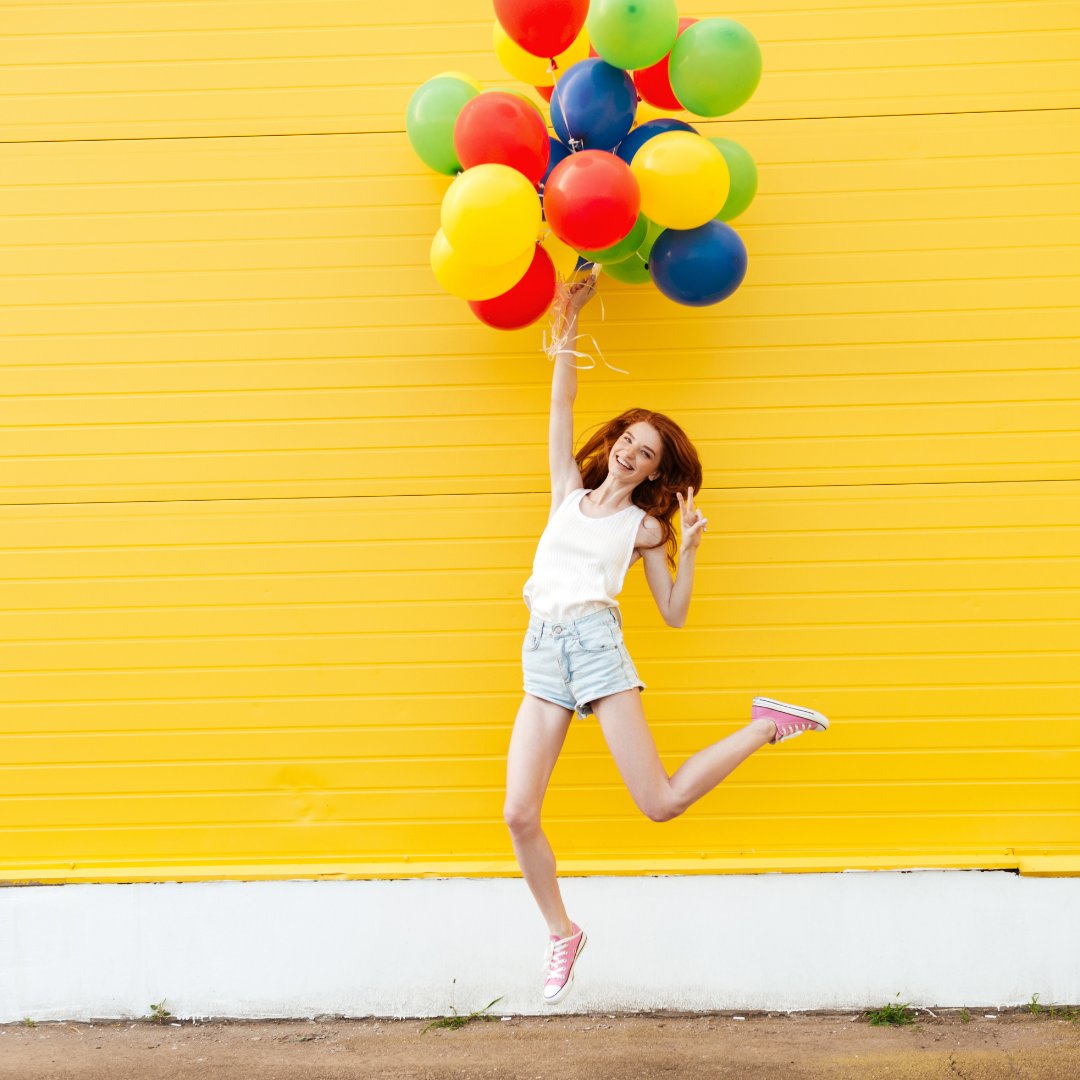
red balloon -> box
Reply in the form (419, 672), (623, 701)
(494, 0), (589, 59)
(454, 92), (550, 186)
(633, 17), (697, 111)
(469, 245), (556, 330)
(543, 151), (641, 252)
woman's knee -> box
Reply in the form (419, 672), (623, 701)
(503, 801), (543, 833)
(640, 788), (685, 823)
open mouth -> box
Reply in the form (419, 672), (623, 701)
(615, 456), (633, 473)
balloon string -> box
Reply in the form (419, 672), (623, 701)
(549, 66), (583, 152)
(542, 266), (628, 375)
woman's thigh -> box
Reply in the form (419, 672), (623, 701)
(503, 693), (574, 825)
(592, 688), (676, 823)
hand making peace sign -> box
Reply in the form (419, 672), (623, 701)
(676, 487), (707, 552)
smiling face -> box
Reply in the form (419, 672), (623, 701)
(608, 421), (663, 486)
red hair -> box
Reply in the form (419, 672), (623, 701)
(575, 408), (703, 570)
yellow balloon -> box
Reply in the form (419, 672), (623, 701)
(540, 228), (579, 280)
(430, 230), (534, 301)
(432, 70), (483, 92)
(630, 131), (730, 230)
(441, 163), (542, 266)
(493, 21), (589, 87)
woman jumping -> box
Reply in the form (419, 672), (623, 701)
(503, 275), (831, 1004)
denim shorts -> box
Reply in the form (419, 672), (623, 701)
(522, 606), (646, 720)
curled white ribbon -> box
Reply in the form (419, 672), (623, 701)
(541, 265), (628, 375)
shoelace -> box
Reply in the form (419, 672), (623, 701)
(545, 934), (576, 981)
(776, 719), (818, 742)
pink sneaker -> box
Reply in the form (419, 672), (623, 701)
(753, 696), (830, 744)
(543, 922), (587, 1004)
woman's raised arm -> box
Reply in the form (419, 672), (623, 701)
(546, 276), (596, 513)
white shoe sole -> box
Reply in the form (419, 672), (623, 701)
(543, 931), (587, 1005)
(753, 695), (830, 729)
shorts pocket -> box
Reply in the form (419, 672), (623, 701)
(523, 629), (541, 652)
(574, 624), (618, 652)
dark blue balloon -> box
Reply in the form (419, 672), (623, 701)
(550, 58), (637, 152)
(574, 256), (595, 272)
(540, 137), (572, 191)
(615, 118), (696, 166)
(649, 221), (748, 306)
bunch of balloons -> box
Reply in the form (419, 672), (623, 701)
(406, 0), (762, 331)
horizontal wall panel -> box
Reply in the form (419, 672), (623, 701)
(2, 481), (1078, 881)
(4, 787), (1079, 832)
(2, 1), (1078, 141)
(3, 109), (1079, 503)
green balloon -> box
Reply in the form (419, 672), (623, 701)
(709, 138), (758, 220)
(603, 251), (651, 285)
(405, 75), (478, 175)
(669, 19), (762, 117)
(587, 0), (679, 72)
(579, 214), (648, 263)
(638, 219), (665, 263)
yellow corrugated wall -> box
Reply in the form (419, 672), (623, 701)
(2, 1), (1078, 883)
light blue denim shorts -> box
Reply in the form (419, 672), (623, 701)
(522, 606), (646, 720)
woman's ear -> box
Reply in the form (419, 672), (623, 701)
(648, 471), (660, 482)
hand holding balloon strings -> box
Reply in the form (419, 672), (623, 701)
(543, 265), (627, 374)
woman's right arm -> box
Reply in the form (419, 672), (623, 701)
(547, 279), (595, 513)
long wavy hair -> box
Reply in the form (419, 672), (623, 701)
(575, 408), (703, 571)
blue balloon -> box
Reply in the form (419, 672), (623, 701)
(550, 58), (637, 152)
(615, 118), (696, 166)
(649, 221), (748, 306)
(541, 137), (572, 192)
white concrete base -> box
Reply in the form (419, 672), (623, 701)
(2, 872), (1078, 1022)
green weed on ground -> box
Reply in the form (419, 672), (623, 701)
(147, 1000), (174, 1024)
(422, 995), (504, 1033)
(865, 994), (917, 1027)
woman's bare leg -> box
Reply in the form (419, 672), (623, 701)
(503, 694), (576, 937)
(593, 689), (774, 821)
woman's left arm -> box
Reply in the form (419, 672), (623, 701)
(641, 488), (707, 628)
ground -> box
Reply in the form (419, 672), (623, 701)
(3, 1009), (1079, 1079)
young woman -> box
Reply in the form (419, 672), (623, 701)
(503, 276), (831, 1005)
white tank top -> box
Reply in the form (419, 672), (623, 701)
(523, 488), (648, 623)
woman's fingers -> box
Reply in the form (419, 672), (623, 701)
(677, 491), (705, 525)
(684, 517), (708, 542)
(568, 275), (597, 310)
